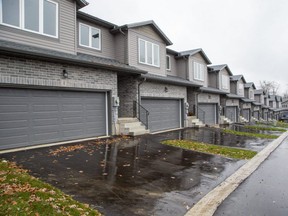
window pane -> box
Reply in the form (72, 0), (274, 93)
(24, 0), (39, 32)
(166, 56), (170, 70)
(91, 28), (100, 49)
(147, 42), (153, 64)
(2, 0), (20, 27)
(139, 40), (145, 63)
(153, 44), (159, 66)
(44, 0), (57, 36)
(80, 24), (89, 46)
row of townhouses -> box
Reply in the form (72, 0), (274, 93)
(0, 0), (284, 150)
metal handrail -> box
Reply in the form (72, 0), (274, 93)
(195, 105), (205, 124)
(133, 101), (149, 129)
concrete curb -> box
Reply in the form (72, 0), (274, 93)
(185, 131), (288, 216)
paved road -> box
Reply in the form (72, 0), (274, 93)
(214, 137), (288, 216)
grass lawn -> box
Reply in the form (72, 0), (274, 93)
(244, 125), (287, 132)
(222, 129), (279, 139)
(276, 121), (288, 128)
(0, 160), (101, 216)
(162, 140), (257, 160)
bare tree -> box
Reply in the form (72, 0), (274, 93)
(259, 80), (280, 95)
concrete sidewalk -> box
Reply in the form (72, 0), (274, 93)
(214, 135), (288, 215)
(186, 131), (288, 216)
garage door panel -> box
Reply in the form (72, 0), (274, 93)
(141, 98), (181, 132)
(0, 88), (107, 150)
(198, 104), (217, 124)
(226, 106), (237, 122)
(242, 109), (250, 121)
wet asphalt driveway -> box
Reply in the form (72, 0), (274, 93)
(0, 127), (275, 216)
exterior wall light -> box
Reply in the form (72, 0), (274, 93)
(63, 69), (68, 79)
(164, 87), (168, 92)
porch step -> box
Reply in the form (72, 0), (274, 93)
(239, 116), (249, 123)
(220, 116), (233, 124)
(118, 118), (150, 136)
(187, 116), (205, 128)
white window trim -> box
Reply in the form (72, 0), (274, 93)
(79, 22), (101, 51)
(138, 38), (160, 67)
(193, 62), (204, 81)
(166, 55), (171, 71)
(0, 0), (58, 38)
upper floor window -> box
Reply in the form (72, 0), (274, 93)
(193, 62), (204, 81)
(79, 23), (101, 50)
(138, 38), (160, 67)
(238, 83), (244, 95)
(0, 0), (58, 38)
(249, 90), (254, 99)
(221, 75), (229, 90)
(166, 55), (171, 71)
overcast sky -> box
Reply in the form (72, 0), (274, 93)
(82, 0), (288, 95)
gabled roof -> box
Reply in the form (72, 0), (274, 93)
(77, 11), (116, 28)
(76, 0), (89, 9)
(141, 74), (201, 87)
(230, 75), (246, 83)
(176, 48), (212, 64)
(0, 40), (147, 75)
(244, 82), (256, 89)
(207, 64), (233, 76)
(254, 89), (264, 95)
(111, 20), (173, 45)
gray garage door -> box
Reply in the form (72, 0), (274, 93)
(141, 98), (181, 132)
(253, 111), (260, 120)
(242, 109), (250, 121)
(226, 106), (237, 122)
(198, 103), (217, 125)
(0, 88), (108, 150)
(263, 112), (268, 120)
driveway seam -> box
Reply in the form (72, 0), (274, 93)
(185, 131), (288, 216)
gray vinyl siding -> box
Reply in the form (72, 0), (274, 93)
(237, 79), (245, 96)
(115, 33), (128, 64)
(208, 72), (218, 88)
(0, 0), (76, 54)
(230, 82), (237, 94)
(127, 26), (167, 76)
(76, 19), (116, 59)
(189, 53), (208, 87)
(219, 69), (230, 93)
(167, 53), (177, 76)
(176, 58), (188, 79)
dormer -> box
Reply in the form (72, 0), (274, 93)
(269, 95), (277, 108)
(254, 89), (265, 104)
(174, 49), (212, 87)
(111, 20), (172, 76)
(207, 64), (233, 92)
(244, 82), (256, 100)
(230, 75), (246, 97)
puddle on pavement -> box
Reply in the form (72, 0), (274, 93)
(1, 127), (276, 216)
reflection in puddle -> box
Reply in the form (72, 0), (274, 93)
(1, 127), (272, 216)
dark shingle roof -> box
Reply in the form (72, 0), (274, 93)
(0, 40), (147, 75)
(141, 74), (201, 87)
(254, 89), (264, 95)
(199, 87), (228, 95)
(111, 20), (173, 46)
(230, 75), (246, 83)
(76, 0), (89, 8)
(208, 64), (233, 76)
(77, 11), (116, 28)
(252, 102), (262, 106)
(241, 98), (255, 103)
(226, 93), (244, 99)
(176, 48), (212, 64)
(244, 82), (256, 89)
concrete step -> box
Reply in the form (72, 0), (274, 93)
(120, 121), (143, 130)
(118, 118), (139, 124)
(129, 128), (150, 136)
